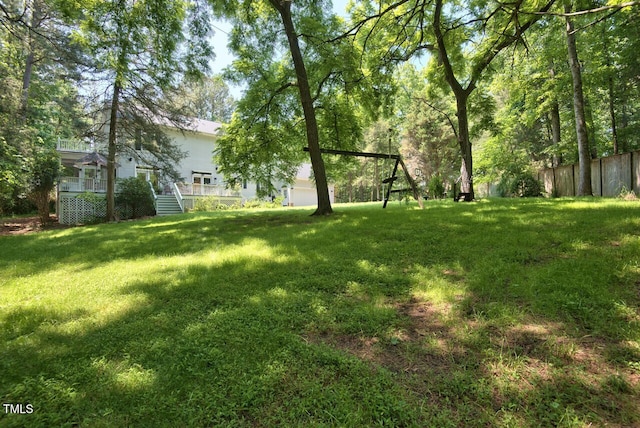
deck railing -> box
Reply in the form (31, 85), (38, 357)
(59, 177), (108, 193)
(57, 138), (107, 153)
(177, 183), (239, 197)
(172, 182), (185, 212)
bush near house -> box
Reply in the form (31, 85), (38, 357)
(115, 177), (156, 219)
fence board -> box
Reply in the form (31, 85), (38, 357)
(538, 150), (640, 197)
(634, 152), (640, 193)
(538, 169), (555, 196)
(553, 165), (574, 196)
(591, 159), (602, 196)
(601, 153), (631, 196)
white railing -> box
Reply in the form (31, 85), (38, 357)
(147, 181), (157, 199)
(172, 182), (184, 212)
(177, 183), (239, 197)
(57, 138), (107, 153)
(59, 177), (108, 193)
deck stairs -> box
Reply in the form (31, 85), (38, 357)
(156, 194), (183, 216)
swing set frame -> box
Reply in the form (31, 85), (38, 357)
(303, 147), (424, 209)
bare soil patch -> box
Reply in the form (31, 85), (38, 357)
(1, 215), (73, 236)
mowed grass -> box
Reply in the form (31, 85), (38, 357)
(1, 198), (639, 427)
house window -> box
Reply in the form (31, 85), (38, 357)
(192, 172), (213, 186)
(243, 180), (248, 189)
(136, 167), (158, 188)
(84, 168), (96, 179)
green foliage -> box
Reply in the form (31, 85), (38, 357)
(115, 177), (156, 219)
(214, 0), (366, 194)
(243, 196), (284, 209)
(0, 0), (87, 215)
(177, 74), (236, 123)
(506, 172), (543, 198)
(27, 148), (61, 225)
(193, 196), (242, 211)
(428, 175), (446, 199)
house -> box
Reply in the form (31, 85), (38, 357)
(281, 163), (335, 207)
(56, 118), (334, 224)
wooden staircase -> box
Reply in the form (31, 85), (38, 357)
(156, 194), (183, 216)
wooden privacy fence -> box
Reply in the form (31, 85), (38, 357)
(537, 150), (640, 197)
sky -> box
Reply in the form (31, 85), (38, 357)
(209, 0), (350, 99)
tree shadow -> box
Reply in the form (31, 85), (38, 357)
(1, 200), (639, 426)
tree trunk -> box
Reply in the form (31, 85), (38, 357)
(602, 27), (619, 155)
(271, 0), (332, 215)
(565, 4), (592, 196)
(20, 0), (43, 123)
(106, 82), (121, 221)
(608, 77), (619, 155)
(455, 95), (474, 198)
(433, 0), (474, 199)
(549, 102), (562, 166)
(548, 66), (562, 167)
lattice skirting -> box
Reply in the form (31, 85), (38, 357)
(59, 194), (107, 225)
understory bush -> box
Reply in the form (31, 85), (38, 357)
(499, 172), (542, 197)
(193, 196), (242, 211)
(243, 196), (285, 209)
(428, 175), (446, 199)
(510, 172), (542, 197)
(115, 177), (156, 219)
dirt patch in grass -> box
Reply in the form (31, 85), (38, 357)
(0, 215), (73, 236)
(307, 297), (640, 425)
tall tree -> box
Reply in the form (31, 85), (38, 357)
(564, 1), (592, 195)
(68, 0), (212, 220)
(214, 0), (364, 215)
(269, 0), (332, 214)
(0, 0), (84, 214)
(179, 74), (236, 123)
(351, 0), (556, 199)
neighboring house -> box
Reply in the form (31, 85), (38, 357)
(56, 118), (334, 224)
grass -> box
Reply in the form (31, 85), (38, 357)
(1, 198), (639, 427)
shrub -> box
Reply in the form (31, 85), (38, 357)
(428, 175), (446, 199)
(28, 149), (60, 225)
(193, 196), (241, 211)
(243, 196), (284, 209)
(509, 172), (542, 197)
(497, 175), (513, 197)
(115, 177), (156, 219)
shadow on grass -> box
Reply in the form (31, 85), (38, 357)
(1, 199), (639, 426)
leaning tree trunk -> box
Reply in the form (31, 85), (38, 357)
(271, 0), (332, 215)
(565, 4), (592, 196)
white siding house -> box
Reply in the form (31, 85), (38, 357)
(280, 163), (335, 207)
(56, 118), (333, 223)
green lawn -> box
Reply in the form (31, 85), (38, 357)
(1, 198), (639, 427)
